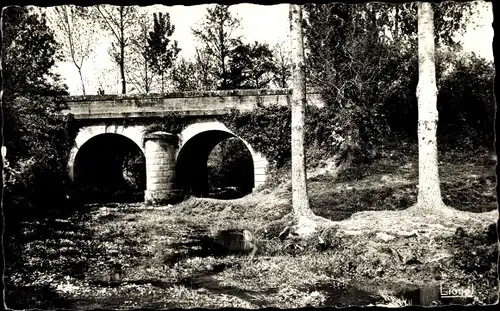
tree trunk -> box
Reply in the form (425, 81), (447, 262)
(161, 67), (165, 93)
(395, 6), (399, 42)
(120, 44), (126, 94)
(144, 27), (149, 94)
(77, 67), (86, 95)
(145, 60), (149, 93)
(289, 4), (317, 236)
(415, 2), (446, 211)
(220, 25), (226, 89)
(120, 7), (126, 94)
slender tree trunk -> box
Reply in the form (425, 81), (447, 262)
(219, 22), (227, 89)
(161, 62), (165, 93)
(145, 58), (149, 93)
(290, 4), (317, 235)
(143, 26), (149, 94)
(395, 6), (399, 42)
(77, 67), (86, 95)
(120, 7), (126, 94)
(120, 43), (126, 94)
(415, 2), (446, 211)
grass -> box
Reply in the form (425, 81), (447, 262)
(4, 148), (498, 309)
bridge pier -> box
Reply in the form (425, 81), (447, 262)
(144, 131), (179, 205)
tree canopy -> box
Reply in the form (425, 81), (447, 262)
(302, 2), (484, 167)
(227, 41), (276, 89)
(192, 4), (242, 90)
(2, 6), (73, 201)
(146, 12), (180, 93)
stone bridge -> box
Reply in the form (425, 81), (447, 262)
(61, 88), (323, 204)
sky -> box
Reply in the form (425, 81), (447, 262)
(47, 2), (493, 95)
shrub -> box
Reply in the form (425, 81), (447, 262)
(223, 105), (292, 169)
(207, 137), (253, 191)
(142, 112), (189, 135)
(437, 53), (495, 150)
(4, 96), (76, 205)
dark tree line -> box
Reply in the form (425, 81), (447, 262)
(302, 1), (494, 170)
(2, 7), (75, 218)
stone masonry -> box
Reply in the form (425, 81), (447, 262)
(62, 88), (324, 204)
(144, 131), (179, 205)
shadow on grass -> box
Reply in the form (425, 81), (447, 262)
(164, 228), (254, 266)
(4, 196), (114, 309)
(310, 184), (417, 221)
(307, 282), (381, 307)
(309, 167), (496, 221)
(180, 270), (277, 308)
(5, 284), (74, 310)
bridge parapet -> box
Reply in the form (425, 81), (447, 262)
(61, 88), (324, 120)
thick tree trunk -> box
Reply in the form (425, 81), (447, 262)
(289, 4), (317, 236)
(416, 2), (446, 211)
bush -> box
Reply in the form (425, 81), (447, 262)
(437, 53), (495, 150)
(223, 105), (292, 169)
(4, 96), (76, 207)
(142, 112), (189, 135)
(207, 137), (253, 191)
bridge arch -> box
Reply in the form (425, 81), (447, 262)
(177, 121), (268, 195)
(68, 124), (146, 182)
(68, 125), (146, 202)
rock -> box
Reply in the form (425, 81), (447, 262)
(380, 175), (392, 182)
(209, 229), (258, 260)
(376, 232), (396, 242)
(405, 256), (423, 265)
(278, 226), (291, 240)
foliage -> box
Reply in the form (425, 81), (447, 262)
(170, 57), (199, 91)
(146, 12), (180, 93)
(192, 4), (242, 90)
(1, 6), (67, 97)
(227, 41), (276, 89)
(390, 2), (475, 51)
(304, 4), (404, 164)
(449, 224), (498, 275)
(223, 105), (291, 169)
(2, 7), (75, 209)
(48, 5), (97, 95)
(196, 48), (218, 91)
(122, 151), (146, 191)
(436, 52), (495, 150)
(4, 97), (75, 199)
(93, 5), (140, 94)
(303, 2), (478, 167)
(271, 41), (292, 88)
(126, 12), (157, 94)
(223, 104), (355, 170)
(142, 112), (190, 135)
(170, 50), (218, 92)
(207, 138), (253, 191)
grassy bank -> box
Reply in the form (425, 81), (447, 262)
(4, 150), (498, 309)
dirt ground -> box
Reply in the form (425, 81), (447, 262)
(4, 151), (498, 309)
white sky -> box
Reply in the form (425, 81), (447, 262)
(49, 2), (493, 95)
